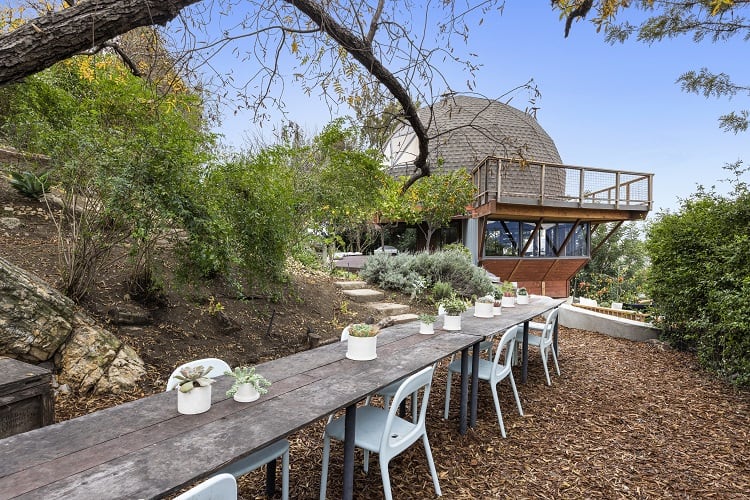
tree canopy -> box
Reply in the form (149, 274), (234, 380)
(553, 0), (750, 133)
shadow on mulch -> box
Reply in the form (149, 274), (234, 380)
(236, 327), (749, 499)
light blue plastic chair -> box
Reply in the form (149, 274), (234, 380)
(319, 364), (442, 500)
(167, 358), (289, 500)
(515, 307), (561, 385)
(174, 473), (237, 500)
(444, 327), (524, 437)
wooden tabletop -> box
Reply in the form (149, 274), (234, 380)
(0, 325), (480, 500)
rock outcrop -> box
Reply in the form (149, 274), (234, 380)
(0, 256), (145, 394)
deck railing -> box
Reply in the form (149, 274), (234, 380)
(471, 156), (653, 211)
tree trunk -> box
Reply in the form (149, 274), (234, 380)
(0, 0), (200, 86)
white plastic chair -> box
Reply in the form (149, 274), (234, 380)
(515, 307), (560, 385)
(319, 365), (442, 500)
(443, 327), (523, 437)
(166, 358), (289, 500)
(174, 473), (237, 500)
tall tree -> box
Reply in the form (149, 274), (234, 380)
(552, 0), (750, 133)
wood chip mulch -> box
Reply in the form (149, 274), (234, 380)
(238, 326), (750, 499)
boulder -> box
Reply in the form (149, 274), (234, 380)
(0, 256), (145, 394)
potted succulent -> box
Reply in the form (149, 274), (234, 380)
(516, 287), (529, 304)
(173, 365), (215, 415)
(346, 323), (380, 360)
(225, 365), (271, 402)
(441, 296), (467, 331)
(500, 281), (516, 308)
(418, 313), (437, 335)
(492, 287), (503, 315)
(474, 295), (495, 318)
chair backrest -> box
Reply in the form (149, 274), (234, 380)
(540, 307), (560, 342)
(382, 364), (435, 452)
(165, 358), (231, 391)
(174, 473), (237, 500)
(491, 326), (520, 378)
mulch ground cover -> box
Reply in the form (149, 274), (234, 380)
(232, 326), (749, 499)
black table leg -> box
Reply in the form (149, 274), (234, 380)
(459, 347), (469, 435)
(470, 342), (480, 428)
(522, 321), (530, 383)
(343, 404), (356, 500)
(265, 458), (276, 498)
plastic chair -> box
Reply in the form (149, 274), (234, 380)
(319, 365), (442, 500)
(515, 307), (560, 385)
(443, 327), (523, 437)
(174, 473), (237, 500)
(167, 358), (290, 500)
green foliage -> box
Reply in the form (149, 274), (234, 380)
(646, 163), (750, 386)
(0, 55), (213, 301)
(8, 170), (50, 199)
(348, 323), (380, 337)
(572, 222), (649, 305)
(440, 295), (468, 315)
(359, 249), (493, 299)
(224, 366), (271, 397)
(431, 281), (454, 301)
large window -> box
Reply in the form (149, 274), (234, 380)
(484, 220), (589, 257)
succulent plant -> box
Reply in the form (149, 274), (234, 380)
(441, 295), (468, 315)
(348, 323), (380, 338)
(418, 313), (437, 324)
(476, 295), (494, 304)
(174, 365), (215, 393)
(224, 365), (271, 397)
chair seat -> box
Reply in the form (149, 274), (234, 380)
(528, 321), (546, 330)
(324, 405), (415, 453)
(219, 438), (290, 478)
(516, 331), (547, 347)
(447, 356), (511, 382)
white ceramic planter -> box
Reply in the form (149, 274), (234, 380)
(501, 296), (515, 308)
(443, 314), (462, 331)
(437, 304), (446, 316)
(177, 385), (212, 415)
(516, 294), (529, 305)
(493, 305), (502, 316)
(346, 335), (377, 360)
(474, 302), (494, 318)
(419, 322), (435, 335)
(233, 383), (260, 403)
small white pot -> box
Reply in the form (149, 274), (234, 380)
(493, 305), (502, 316)
(177, 385), (212, 415)
(474, 302), (494, 318)
(501, 296), (515, 308)
(419, 321), (435, 335)
(233, 383), (260, 403)
(437, 304), (446, 316)
(443, 314), (462, 331)
(516, 294), (529, 305)
(346, 335), (377, 360)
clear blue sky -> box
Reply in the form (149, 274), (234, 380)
(209, 2), (750, 216)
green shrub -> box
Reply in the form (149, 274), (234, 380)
(646, 164), (750, 386)
(359, 250), (493, 299)
(431, 281), (454, 301)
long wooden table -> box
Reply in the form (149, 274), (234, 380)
(0, 324), (481, 500)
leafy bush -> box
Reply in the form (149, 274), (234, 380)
(359, 250), (493, 299)
(646, 164), (750, 386)
(431, 281), (454, 301)
(9, 170), (50, 199)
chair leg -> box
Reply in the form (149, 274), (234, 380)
(379, 456), (393, 500)
(422, 434), (442, 496)
(490, 383), (506, 438)
(443, 369), (453, 419)
(540, 347), (552, 386)
(319, 434), (330, 500)
(508, 372), (524, 416)
(281, 449), (289, 500)
(551, 345), (561, 375)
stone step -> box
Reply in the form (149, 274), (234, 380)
(342, 288), (384, 303)
(334, 280), (367, 290)
(368, 302), (410, 316)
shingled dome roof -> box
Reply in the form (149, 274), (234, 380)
(384, 95), (562, 177)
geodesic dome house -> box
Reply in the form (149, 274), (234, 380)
(382, 95), (653, 297)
